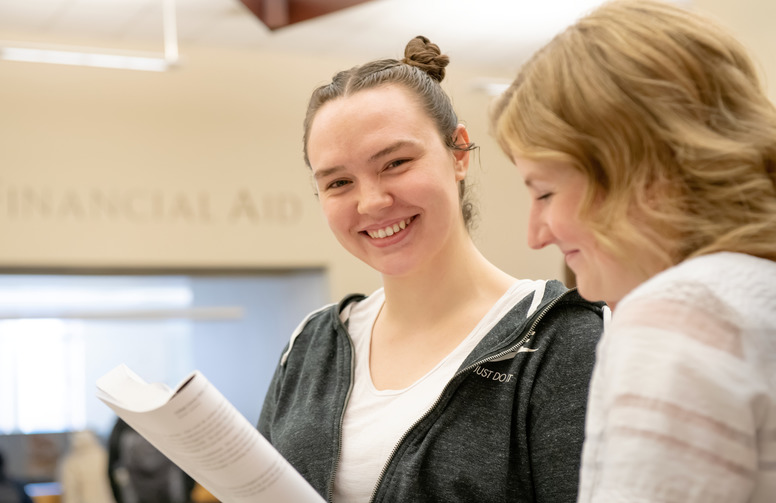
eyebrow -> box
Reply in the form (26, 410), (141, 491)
(368, 140), (415, 163)
(312, 165), (343, 181)
(312, 140), (418, 180)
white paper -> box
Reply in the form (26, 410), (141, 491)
(96, 364), (324, 503)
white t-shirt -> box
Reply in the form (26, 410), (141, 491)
(332, 279), (546, 503)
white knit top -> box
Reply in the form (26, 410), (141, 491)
(578, 252), (776, 502)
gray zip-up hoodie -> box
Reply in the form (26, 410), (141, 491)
(258, 281), (605, 502)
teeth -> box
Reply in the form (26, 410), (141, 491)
(367, 218), (411, 239)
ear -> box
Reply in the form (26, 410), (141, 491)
(452, 124), (471, 181)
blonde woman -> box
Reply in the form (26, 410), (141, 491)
(492, 1), (776, 502)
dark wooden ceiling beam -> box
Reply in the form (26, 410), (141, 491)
(239, 0), (373, 30)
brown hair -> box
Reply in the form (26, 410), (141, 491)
(303, 36), (478, 228)
(492, 0), (776, 272)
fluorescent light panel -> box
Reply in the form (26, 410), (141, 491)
(0, 0), (177, 72)
(0, 46), (170, 72)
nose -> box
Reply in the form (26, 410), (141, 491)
(526, 204), (552, 250)
(357, 179), (393, 214)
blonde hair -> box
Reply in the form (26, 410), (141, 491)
(492, 0), (776, 272)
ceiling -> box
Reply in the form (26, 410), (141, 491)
(0, 0), (687, 71)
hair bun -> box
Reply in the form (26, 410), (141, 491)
(402, 35), (450, 83)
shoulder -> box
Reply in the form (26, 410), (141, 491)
(501, 279), (607, 325)
(626, 251), (776, 301)
(279, 292), (370, 365)
(520, 284), (604, 408)
(616, 252), (776, 337)
(537, 281), (607, 339)
(522, 282), (606, 371)
(598, 254), (776, 396)
(538, 279), (607, 313)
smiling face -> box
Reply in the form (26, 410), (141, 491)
(307, 84), (470, 277)
(514, 156), (649, 306)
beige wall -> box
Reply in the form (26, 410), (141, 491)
(693, 0), (776, 99)
(0, 40), (562, 301)
(1, 0), (773, 302)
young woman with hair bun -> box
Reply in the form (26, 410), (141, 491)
(258, 35), (606, 502)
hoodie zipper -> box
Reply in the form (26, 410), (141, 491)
(365, 288), (574, 503)
(327, 319), (357, 503)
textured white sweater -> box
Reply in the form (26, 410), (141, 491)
(578, 252), (776, 503)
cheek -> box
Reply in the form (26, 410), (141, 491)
(320, 198), (346, 231)
(553, 198), (588, 240)
(542, 206), (570, 240)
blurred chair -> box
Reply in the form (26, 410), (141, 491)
(0, 448), (33, 503)
(108, 419), (194, 503)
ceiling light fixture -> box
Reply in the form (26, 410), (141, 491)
(0, 0), (178, 72)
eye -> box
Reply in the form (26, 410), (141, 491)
(325, 179), (351, 190)
(385, 158), (409, 170)
(536, 192), (554, 202)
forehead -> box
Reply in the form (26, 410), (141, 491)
(307, 85), (440, 166)
(309, 85), (434, 141)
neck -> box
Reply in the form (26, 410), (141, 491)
(379, 237), (516, 331)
